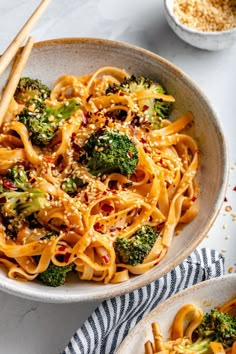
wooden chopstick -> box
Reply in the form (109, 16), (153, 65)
(0, 37), (34, 128)
(0, 0), (51, 77)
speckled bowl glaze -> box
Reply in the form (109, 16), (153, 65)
(164, 0), (236, 51)
(0, 38), (228, 303)
(117, 274), (236, 353)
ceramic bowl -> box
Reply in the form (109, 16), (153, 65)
(164, 0), (236, 50)
(117, 274), (236, 353)
(0, 38), (228, 302)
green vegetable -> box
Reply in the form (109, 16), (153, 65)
(61, 177), (87, 195)
(7, 165), (29, 191)
(106, 75), (173, 129)
(82, 129), (138, 176)
(114, 225), (159, 265)
(195, 309), (236, 349)
(175, 338), (212, 354)
(17, 98), (80, 147)
(14, 77), (51, 104)
(41, 231), (59, 240)
(0, 189), (49, 218)
(38, 262), (74, 287)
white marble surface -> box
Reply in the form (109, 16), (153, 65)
(0, 1), (235, 353)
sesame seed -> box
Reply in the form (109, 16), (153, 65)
(173, 0), (236, 32)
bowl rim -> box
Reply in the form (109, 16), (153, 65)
(164, 0), (236, 36)
(0, 37), (230, 302)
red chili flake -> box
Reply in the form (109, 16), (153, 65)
(101, 204), (114, 213)
(71, 132), (76, 138)
(82, 112), (89, 126)
(127, 151), (133, 158)
(84, 192), (88, 203)
(22, 220), (29, 227)
(58, 245), (66, 252)
(64, 252), (71, 263)
(143, 105), (149, 111)
(224, 197), (228, 202)
(43, 156), (54, 163)
(116, 227), (122, 231)
(102, 255), (110, 264)
(30, 177), (36, 184)
(140, 137), (146, 144)
(119, 92), (125, 96)
(192, 196), (197, 202)
(3, 180), (17, 190)
(16, 99), (24, 104)
(233, 186), (236, 192)
(110, 226), (116, 232)
(72, 142), (82, 152)
(94, 222), (102, 232)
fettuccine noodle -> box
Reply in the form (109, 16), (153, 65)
(0, 66), (199, 285)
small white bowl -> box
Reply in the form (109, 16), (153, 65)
(164, 0), (236, 50)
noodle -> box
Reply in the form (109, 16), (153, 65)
(0, 66), (199, 285)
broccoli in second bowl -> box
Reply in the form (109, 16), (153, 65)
(82, 129), (139, 177)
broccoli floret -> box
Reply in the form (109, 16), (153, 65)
(41, 231), (59, 240)
(14, 77), (51, 104)
(6, 166), (29, 191)
(82, 129), (138, 176)
(114, 225), (159, 265)
(17, 99), (80, 147)
(37, 262), (74, 287)
(195, 309), (236, 348)
(0, 166), (29, 192)
(0, 189), (49, 218)
(0, 214), (23, 239)
(173, 309), (236, 353)
(106, 75), (173, 129)
(61, 177), (87, 195)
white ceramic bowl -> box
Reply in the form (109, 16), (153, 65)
(117, 273), (236, 353)
(0, 38), (228, 302)
(164, 0), (236, 50)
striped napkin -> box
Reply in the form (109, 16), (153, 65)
(63, 248), (224, 354)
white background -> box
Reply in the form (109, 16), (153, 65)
(0, 1), (235, 353)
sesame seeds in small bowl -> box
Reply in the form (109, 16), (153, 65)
(164, 0), (236, 50)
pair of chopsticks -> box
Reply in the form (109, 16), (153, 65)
(0, 0), (51, 127)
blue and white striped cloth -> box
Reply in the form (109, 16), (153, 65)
(63, 248), (224, 354)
